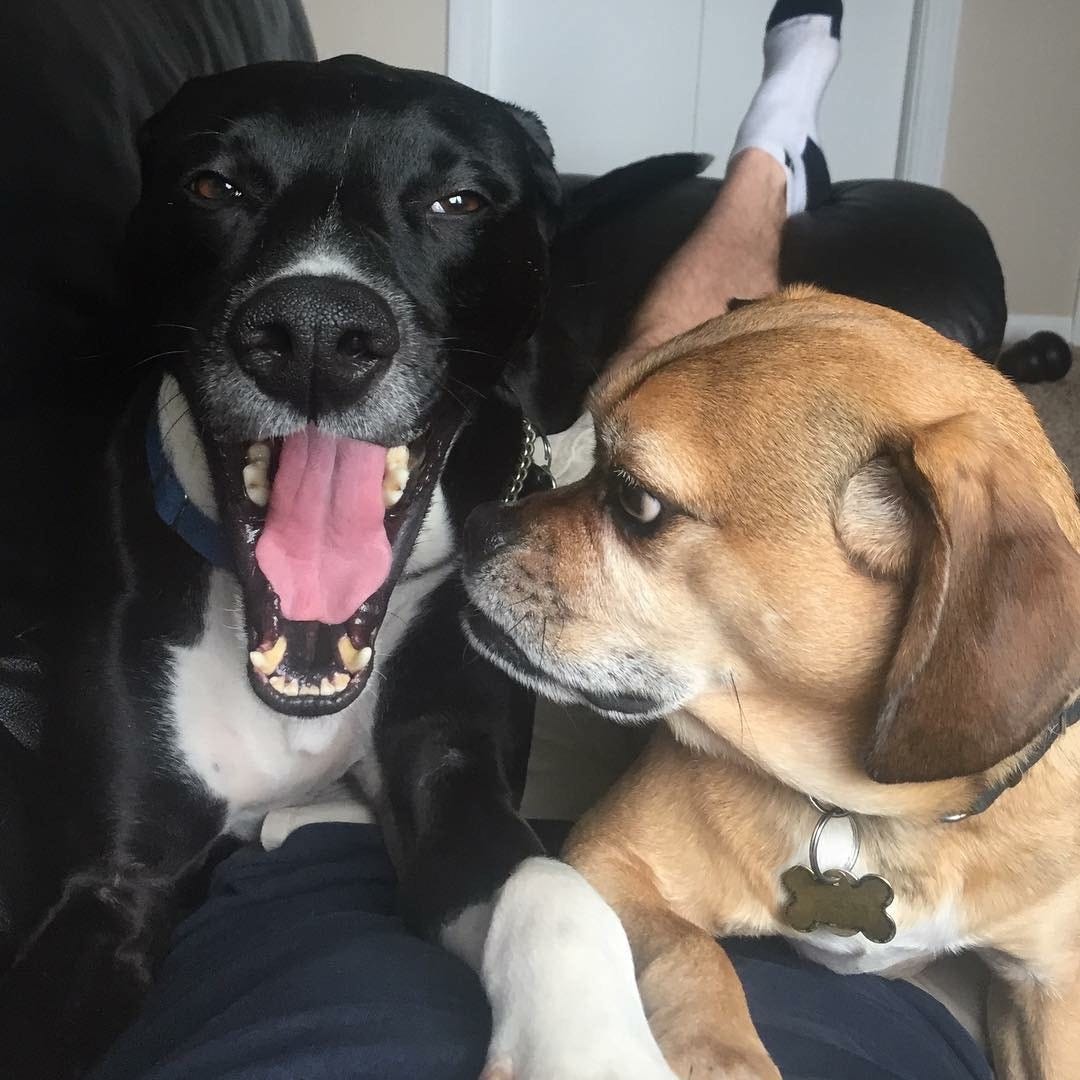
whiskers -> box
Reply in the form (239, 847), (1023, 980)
(729, 671), (754, 752)
(151, 322), (198, 334)
(223, 596), (247, 637)
(126, 348), (188, 376)
(155, 386), (187, 418)
(158, 402), (194, 446)
(432, 375), (474, 410)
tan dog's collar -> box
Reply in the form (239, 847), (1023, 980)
(781, 696), (1080, 944)
(940, 692), (1080, 822)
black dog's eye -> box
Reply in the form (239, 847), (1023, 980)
(611, 473), (665, 530)
(186, 171), (244, 204)
(429, 191), (486, 215)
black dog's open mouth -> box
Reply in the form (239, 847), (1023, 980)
(204, 402), (463, 717)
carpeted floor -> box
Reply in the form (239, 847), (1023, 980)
(1021, 350), (1080, 482)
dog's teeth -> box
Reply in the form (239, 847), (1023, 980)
(386, 445), (409, 469)
(337, 635), (360, 671)
(266, 635), (287, 670)
(299, 683), (320, 696)
(243, 462), (271, 507)
(381, 463), (409, 509)
(247, 441), (272, 465)
(320, 677), (337, 696)
(282, 678), (300, 697)
(331, 671), (351, 691)
(249, 635), (287, 676)
(337, 636), (372, 674)
(269, 675), (287, 693)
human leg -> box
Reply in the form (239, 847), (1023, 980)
(90, 825), (491, 1080)
(620, 1), (842, 364)
(93, 823), (991, 1080)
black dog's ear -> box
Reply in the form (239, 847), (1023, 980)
(135, 110), (171, 190)
(500, 100), (561, 218)
(503, 153), (714, 435)
(499, 318), (598, 437)
(501, 101), (555, 163)
(133, 74), (219, 187)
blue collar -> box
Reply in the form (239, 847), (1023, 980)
(145, 413), (233, 569)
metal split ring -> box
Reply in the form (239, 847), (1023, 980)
(808, 804), (861, 880)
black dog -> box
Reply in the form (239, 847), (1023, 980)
(0, 50), (717, 1075)
(0, 55), (583, 1077)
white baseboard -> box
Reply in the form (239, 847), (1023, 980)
(1003, 314), (1076, 348)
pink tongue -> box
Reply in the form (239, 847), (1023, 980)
(255, 427), (391, 625)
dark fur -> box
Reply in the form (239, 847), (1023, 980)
(0, 55), (714, 1077)
(0, 56), (559, 1076)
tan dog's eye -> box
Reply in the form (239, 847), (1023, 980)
(613, 474), (663, 527)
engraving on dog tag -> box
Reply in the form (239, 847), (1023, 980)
(781, 865), (896, 944)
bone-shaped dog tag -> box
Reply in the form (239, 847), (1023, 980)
(781, 865), (896, 944)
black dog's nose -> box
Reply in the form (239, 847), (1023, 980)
(463, 501), (522, 567)
(230, 275), (399, 411)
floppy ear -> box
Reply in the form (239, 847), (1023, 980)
(498, 320), (596, 436)
(501, 101), (555, 163)
(501, 153), (713, 435)
(862, 413), (1080, 783)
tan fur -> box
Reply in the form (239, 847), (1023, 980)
(478, 289), (1080, 1077)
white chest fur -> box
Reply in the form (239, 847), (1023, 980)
(167, 488), (454, 837)
(784, 895), (972, 977)
(774, 818), (973, 976)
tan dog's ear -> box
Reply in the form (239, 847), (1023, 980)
(836, 456), (918, 580)
(863, 414), (1080, 783)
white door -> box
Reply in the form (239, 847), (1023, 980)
(448, 0), (958, 184)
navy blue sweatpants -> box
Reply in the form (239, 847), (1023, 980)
(92, 823), (992, 1080)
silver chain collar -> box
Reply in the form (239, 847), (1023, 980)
(502, 417), (554, 503)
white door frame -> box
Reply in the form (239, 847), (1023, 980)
(894, 0), (963, 185)
(1072, 270), (1080, 346)
(446, 0), (963, 186)
(446, 0), (494, 93)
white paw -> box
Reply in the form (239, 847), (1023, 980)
(479, 857), (677, 1080)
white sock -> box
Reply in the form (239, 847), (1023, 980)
(730, 1), (842, 215)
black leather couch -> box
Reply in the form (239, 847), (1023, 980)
(0, 0), (1009, 947)
(0, 0), (317, 951)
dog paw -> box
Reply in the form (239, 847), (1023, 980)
(480, 858), (678, 1080)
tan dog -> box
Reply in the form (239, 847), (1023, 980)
(463, 287), (1080, 1079)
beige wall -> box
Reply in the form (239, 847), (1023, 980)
(303, 0), (447, 73)
(942, 0), (1080, 319)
